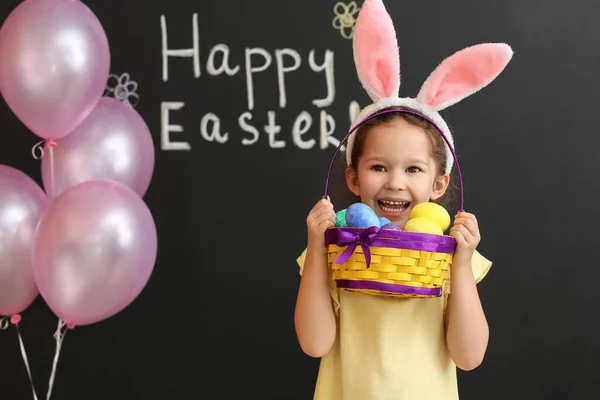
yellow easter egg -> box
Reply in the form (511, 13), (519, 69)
(409, 202), (451, 232)
(404, 217), (443, 235)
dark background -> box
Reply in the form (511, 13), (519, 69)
(0, 0), (598, 399)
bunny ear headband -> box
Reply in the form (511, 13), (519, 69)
(347, 0), (514, 174)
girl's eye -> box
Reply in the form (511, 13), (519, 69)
(371, 164), (386, 172)
(407, 166), (421, 173)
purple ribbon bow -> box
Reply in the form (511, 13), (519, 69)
(332, 226), (380, 268)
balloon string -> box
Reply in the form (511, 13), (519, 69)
(31, 139), (57, 197)
(31, 140), (45, 160)
(0, 315), (40, 400)
(16, 324), (40, 400)
(0, 316), (8, 330)
(31, 139), (58, 160)
(46, 319), (69, 400)
(49, 146), (55, 198)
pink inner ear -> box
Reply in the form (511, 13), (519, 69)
(353, 0), (400, 100)
(375, 59), (395, 96)
(419, 43), (513, 110)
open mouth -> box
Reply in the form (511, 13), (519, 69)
(377, 200), (410, 213)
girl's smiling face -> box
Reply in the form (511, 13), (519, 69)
(346, 119), (449, 228)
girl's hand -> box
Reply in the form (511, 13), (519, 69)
(449, 211), (481, 268)
(306, 197), (336, 248)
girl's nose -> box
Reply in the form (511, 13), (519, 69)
(384, 171), (407, 191)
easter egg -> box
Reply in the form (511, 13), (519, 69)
(345, 203), (379, 228)
(381, 223), (402, 231)
(404, 217), (443, 235)
(378, 217), (391, 227)
(335, 209), (348, 227)
(409, 202), (451, 232)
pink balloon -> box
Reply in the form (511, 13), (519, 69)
(0, 0), (110, 140)
(32, 180), (157, 326)
(0, 166), (47, 316)
(41, 97), (155, 199)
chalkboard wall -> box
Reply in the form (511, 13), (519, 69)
(0, 0), (598, 399)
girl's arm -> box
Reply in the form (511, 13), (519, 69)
(294, 199), (337, 358)
(445, 263), (489, 370)
(445, 212), (489, 371)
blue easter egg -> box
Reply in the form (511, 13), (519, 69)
(335, 209), (348, 227)
(345, 203), (380, 228)
(378, 217), (391, 227)
(381, 223), (402, 231)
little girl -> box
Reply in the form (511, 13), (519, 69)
(294, 1), (513, 399)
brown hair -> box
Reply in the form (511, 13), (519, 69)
(348, 106), (458, 210)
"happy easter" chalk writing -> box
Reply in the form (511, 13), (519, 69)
(159, 13), (359, 151)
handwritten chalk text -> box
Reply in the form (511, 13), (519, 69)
(160, 13), (358, 151)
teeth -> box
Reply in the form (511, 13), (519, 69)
(381, 200), (408, 206)
(379, 200), (409, 213)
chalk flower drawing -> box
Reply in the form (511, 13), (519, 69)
(105, 73), (140, 107)
(332, 1), (360, 39)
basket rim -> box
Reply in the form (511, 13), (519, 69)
(326, 226), (455, 244)
(325, 226), (456, 255)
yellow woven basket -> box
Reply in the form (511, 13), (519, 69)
(325, 229), (454, 298)
(322, 109), (463, 298)
(328, 247), (451, 298)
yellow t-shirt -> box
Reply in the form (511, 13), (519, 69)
(296, 249), (492, 400)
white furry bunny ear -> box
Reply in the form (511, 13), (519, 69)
(352, 0), (400, 102)
(416, 43), (513, 111)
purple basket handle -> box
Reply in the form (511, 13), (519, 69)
(323, 109), (465, 212)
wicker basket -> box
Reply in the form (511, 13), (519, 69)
(322, 109), (464, 298)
